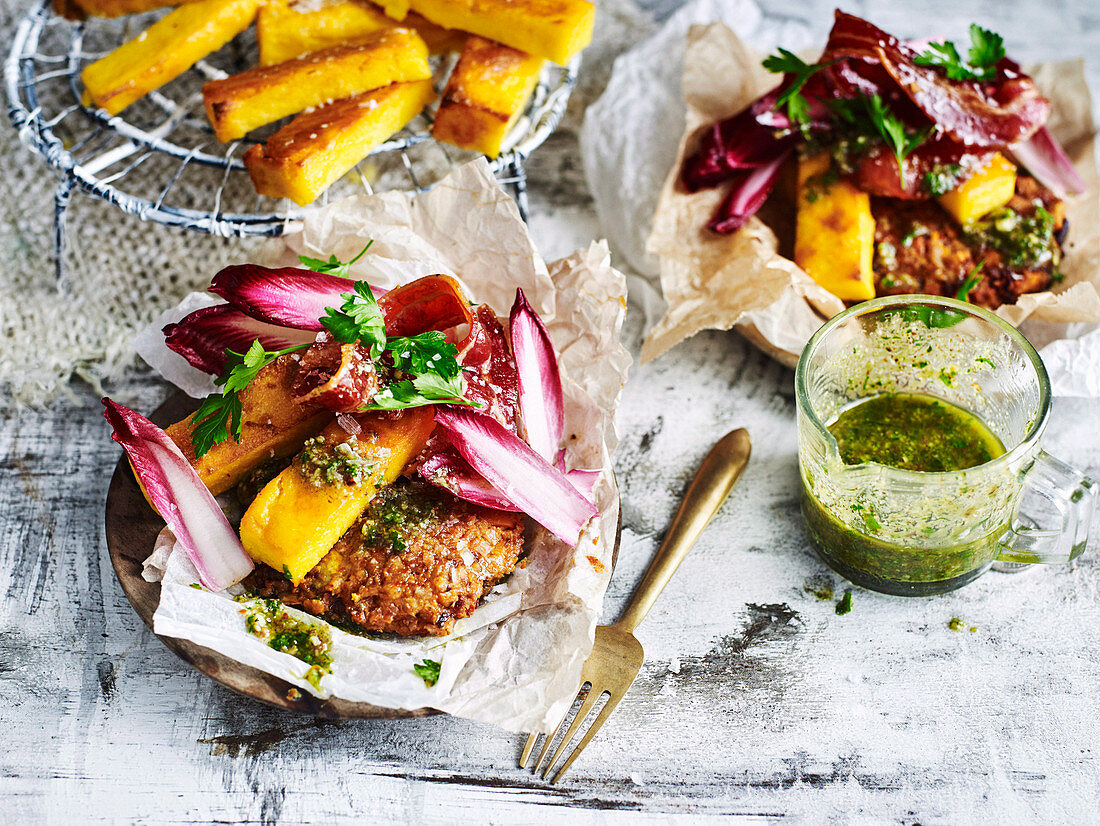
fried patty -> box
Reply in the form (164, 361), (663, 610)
(246, 479), (524, 637)
(871, 176), (1066, 310)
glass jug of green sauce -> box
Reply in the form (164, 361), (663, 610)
(795, 295), (1095, 596)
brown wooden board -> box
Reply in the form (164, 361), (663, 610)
(104, 390), (619, 719)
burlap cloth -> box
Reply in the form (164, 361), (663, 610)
(0, 0), (265, 405)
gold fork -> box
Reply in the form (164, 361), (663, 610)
(519, 427), (752, 783)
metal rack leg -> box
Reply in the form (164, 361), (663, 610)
(54, 178), (73, 288)
(510, 159), (530, 223)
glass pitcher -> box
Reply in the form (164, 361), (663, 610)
(795, 295), (1095, 596)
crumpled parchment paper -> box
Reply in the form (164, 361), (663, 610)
(134, 159), (632, 732)
(581, 0), (1100, 389)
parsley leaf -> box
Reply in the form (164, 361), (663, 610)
(189, 392), (242, 460)
(830, 93), (931, 186)
(914, 24), (1005, 82)
(761, 48), (835, 126)
(363, 376), (477, 411)
(864, 92), (932, 186)
(955, 260), (986, 301)
(189, 340), (311, 458)
(413, 658), (441, 687)
(297, 241), (373, 279)
(412, 371), (467, 401)
(386, 332), (460, 378)
(363, 330), (478, 411)
(320, 281), (387, 357)
(967, 24), (1005, 72)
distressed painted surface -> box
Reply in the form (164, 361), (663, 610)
(4, 0), (1100, 822)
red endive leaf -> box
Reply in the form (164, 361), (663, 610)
(417, 449), (520, 512)
(103, 399), (254, 591)
(209, 264), (384, 331)
(163, 304), (316, 374)
(509, 288), (563, 462)
(434, 408), (597, 546)
(1010, 125), (1086, 198)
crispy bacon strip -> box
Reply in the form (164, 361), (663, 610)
(378, 274), (473, 342)
(852, 134), (995, 199)
(291, 332), (379, 412)
(822, 11), (1049, 148)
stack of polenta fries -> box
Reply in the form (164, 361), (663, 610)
(72, 0), (594, 204)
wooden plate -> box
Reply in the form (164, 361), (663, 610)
(105, 391), (620, 718)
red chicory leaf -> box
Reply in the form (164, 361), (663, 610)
(163, 304), (316, 374)
(708, 148), (793, 234)
(434, 408), (598, 546)
(103, 399), (254, 591)
(1009, 125), (1086, 198)
(210, 264), (385, 331)
(509, 288), (564, 461)
(417, 449), (520, 512)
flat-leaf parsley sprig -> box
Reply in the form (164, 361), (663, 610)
(317, 279), (479, 411)
(190, 339), (311, 458)
(828, 93), (933, 185)
(914, 24), (1005, 82)
(297, 240), (373, 279)
(761, 48), (837, 127)
(320, 280), (387, 358)
(365, 331), (477, 411)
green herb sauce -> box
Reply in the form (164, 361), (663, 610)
(828, 393), (1005, 472)
(923, 163), (963, 196)
(963, 204), (1058, 269)
(242, 597), (333, 689)
(297, 435), (374, 487)
(802, 487), (1009, 593)
(359, 481), (444, 555)
(802, 393), (1010, 594)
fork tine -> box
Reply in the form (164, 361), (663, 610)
(530, 721), (559, 775)
(530, 683), (590, 774)
(549, 689), (628, 784)
(530, 695), (576, 778)
(519, 732), (540, 768)
(540, 686), (604, 779)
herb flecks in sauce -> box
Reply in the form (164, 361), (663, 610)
(964, 205), (1058, 269)
(359, 483), (445, 555)
(297, 435), (374, 487)
(242, 597), (333, 689)
(802, 392), (1013, 591)
(835, 590), (853, 615)
(828, 393), (1005, 472)
(924, 163), (964, 196)
(948, 617), (979, 633)
(414, 658), (441, 687)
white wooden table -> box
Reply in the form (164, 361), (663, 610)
(4, 0), (1100, 822)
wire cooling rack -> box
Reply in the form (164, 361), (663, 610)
(5, 0), (578, 279)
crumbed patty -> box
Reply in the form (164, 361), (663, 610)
(871, 175), (1066, 310)
(246, 479), (524, 637)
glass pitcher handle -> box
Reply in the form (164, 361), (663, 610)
(996, 451), (1096, 567)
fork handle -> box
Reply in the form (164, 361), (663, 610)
(614, 428), (751, 635)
